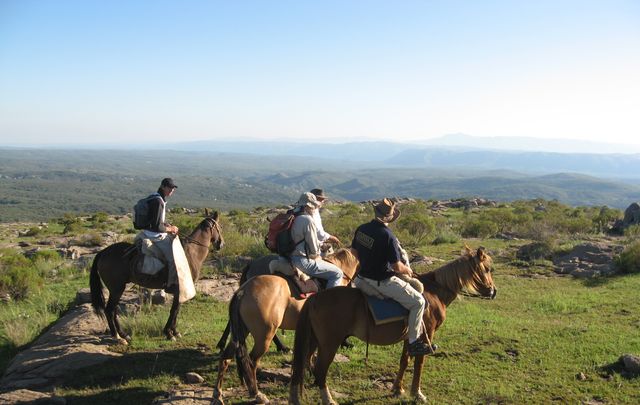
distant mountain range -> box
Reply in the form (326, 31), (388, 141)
(158, 136), (640, 179)
(1, 147), (639, 221)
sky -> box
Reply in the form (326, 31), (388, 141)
(0, 0), (639, 147)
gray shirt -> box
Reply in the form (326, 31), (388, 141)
(290, 213), (321, 258)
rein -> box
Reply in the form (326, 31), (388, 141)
(179, 218), (221, 248)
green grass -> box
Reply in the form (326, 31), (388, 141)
(41, 267), (640, 404)
(1, 201), (638, 404)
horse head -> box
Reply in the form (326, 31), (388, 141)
(202, 209), (224, 251)
(466, 246), (496, 299)
(324, 247), (360, 283)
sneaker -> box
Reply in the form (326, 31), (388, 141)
(407, 340), (433, 356)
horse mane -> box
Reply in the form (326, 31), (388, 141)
(419, 247), (492, 295)
(325, 248), (359, 276)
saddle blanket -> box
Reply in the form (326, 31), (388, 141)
(367, 295), (408, 325)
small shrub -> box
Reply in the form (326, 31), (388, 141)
(432, 231), (460, 245)
(79, 233), (104, 247)
(461, 219), (499, 238)
(63, 222), (83, 235)
(24, 227), (41, 237)
(90, 212), (109, 223)
(0, 264), (43, 300)
(614, 241), (640, 274)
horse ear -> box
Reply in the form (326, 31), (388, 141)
(204, 208), (211, 217)
(477, 247), (486, 261)
(212, 211), (219, 221)
(464, 244), (472, 255)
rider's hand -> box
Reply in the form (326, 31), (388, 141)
(169, 225), (179, 235)
(329, 235), (341, 245)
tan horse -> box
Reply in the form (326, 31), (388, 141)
(214, 248), (359, 404)
(90, 211), (224, 343)
(289, 246), (497, 405)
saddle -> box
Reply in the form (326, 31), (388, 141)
(124, 241), (168, 282)
(268, 257), (324, 299)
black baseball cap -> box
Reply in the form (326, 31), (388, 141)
(161, 178), (178, 188)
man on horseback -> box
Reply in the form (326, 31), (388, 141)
(290, 192), (344, 288)
(137, 177), (181, 294)
(351, 198), (432, 356)
(309, 188), (341, 256)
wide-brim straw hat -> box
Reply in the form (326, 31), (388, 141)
(374, 198), (401, 223)
(297, 192), (321, 209)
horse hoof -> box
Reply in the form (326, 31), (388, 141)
(173, 331), (182, 339)
(116, 337), (129, 346)
(255, 391), (270, 404)
(392, 387), (405, 397)
(413, 391), (427, 403)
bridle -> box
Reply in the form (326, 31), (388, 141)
(179, 217), (222, 248)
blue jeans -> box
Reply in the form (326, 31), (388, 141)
(290, 255), (344, 288)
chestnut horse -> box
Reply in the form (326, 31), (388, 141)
(215, 254), (290, 354)
(90, 211), (224, 343)
(289, 246), (496, 405)
(214, 248), (359, 404)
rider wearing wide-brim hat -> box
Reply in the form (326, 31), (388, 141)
(289, 192), (344, 288)
(352, 198), (432, 356)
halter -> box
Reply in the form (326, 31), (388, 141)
(179, 218), (222, 248)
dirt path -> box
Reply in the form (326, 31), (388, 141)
(0, 276), (241, 404)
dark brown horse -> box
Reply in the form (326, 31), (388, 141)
(289, 246), (496, 405)
(90, 211), (224, 343)
(214, 248), (360, 404)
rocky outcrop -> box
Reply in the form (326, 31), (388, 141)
(0, 304), (121, 393)
(553, 243), (623, 278)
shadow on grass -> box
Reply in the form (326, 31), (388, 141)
(60, 348), (216, 404)
(599, 359), (639, 381)
(580, 271), (639, 288)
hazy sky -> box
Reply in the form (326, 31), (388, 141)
(1, 0), (639, 146)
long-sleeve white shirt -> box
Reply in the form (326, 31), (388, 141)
(312, 209), (331, 243)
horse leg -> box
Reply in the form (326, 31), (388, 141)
(213, 343), (235, 405)
(392, 340), (410, 397)
(163, 293), (181, 340)
(273, 333), (290, 353)
(410, 354), (427, 402)
(313, 339), (342, 405)
(105, 285), (129, 344)
(247, 329), (275, 404)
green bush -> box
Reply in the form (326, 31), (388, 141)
(397, 214), (435, 245)
(24, 227), (41, 237)
(614, 241), (640, 274)
(0, 263), (43, 300)
(432, 231), (460, 245)
(90, 212), (109, 224)
(461, 218), (499, 238)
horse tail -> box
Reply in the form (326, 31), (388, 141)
(89, 250), (106, 319)
(229, 289), (255, 389)
(239, 261), (251, 285)
(215, 320), (231, 352)
(290, 294), (317, 402)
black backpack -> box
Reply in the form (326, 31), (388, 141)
(133, 193), (161, 230)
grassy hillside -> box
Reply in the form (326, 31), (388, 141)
(0, 199), (638, 403)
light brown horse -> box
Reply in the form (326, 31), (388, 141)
(289, 246), (497, 405)
(214, 248), (359, 404)
(90, 211), (224, 343)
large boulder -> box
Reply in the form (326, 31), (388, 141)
(623, 202), (640, 228)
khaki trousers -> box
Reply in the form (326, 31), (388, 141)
(359, 275), (426, 342)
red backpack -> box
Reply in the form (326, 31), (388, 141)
(264, 209), (302, 256)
